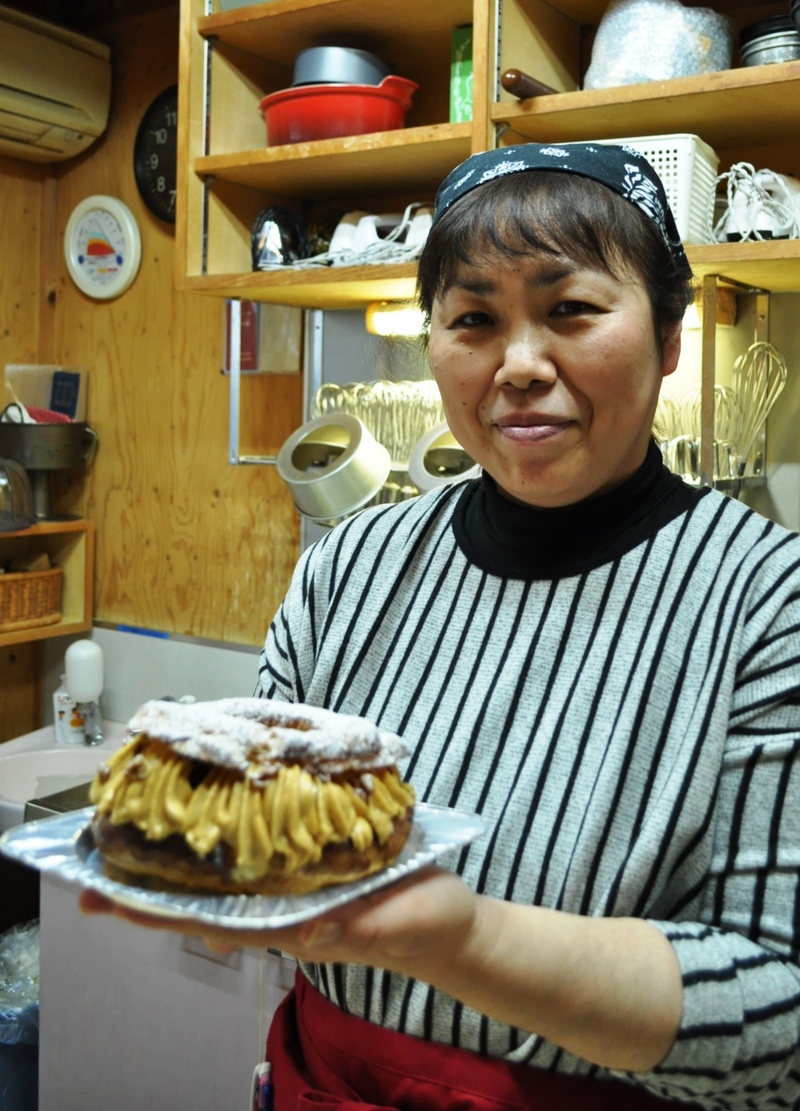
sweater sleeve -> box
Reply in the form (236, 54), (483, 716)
(254, 539), (321, 702)
(626, 565), (800, 1108)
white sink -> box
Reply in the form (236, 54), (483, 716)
(0, 723), (128, 832)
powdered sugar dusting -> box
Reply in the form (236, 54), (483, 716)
(126, 698), (409, 778)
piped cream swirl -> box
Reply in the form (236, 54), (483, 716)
(90, 734), (415, 881)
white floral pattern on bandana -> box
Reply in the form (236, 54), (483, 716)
(620, 162), (677, 253)
(449, 167), (477, 194)
(477, 159), (529, 185)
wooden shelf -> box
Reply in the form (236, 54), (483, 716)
(187, 241), (800, 308)
(200, 0), (474, 61)
(196, 122), (472, 196)
(492, 61), (800, 151)
(186, 261), (418, 308)
(0, 520), (94, 649)
(686, 240), (800, 292)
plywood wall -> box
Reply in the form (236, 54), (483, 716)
(0, 157), (47, 734)
(0, 157), (44, 368)
(40, 7), (303, 646)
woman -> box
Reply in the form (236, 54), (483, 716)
(83, 144), (800, 1110)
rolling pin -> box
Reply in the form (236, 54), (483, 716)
(501, 69), (558, 99)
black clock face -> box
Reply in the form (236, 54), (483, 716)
(133, 85), (178, 224)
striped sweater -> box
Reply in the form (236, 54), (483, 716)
(256, 450), (800, 1109)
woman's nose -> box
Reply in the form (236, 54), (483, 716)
(494, 325), (556, 390)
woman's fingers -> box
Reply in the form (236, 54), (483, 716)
(79, 889), (183, 931)
(74, 865), (477, 975)
(77, 887), (308, 951)
(79, 888), (220, 938)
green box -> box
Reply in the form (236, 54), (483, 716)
(450, 25), (473, 123)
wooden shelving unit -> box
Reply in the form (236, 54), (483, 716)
(178, 0), (800, 307)
(0, 520), (94, 649)
(177, 0), (488, 299)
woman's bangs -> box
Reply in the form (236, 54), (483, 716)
(435, 179), (622, 298)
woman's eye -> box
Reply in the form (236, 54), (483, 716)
(452, 311), (493, 328)
(552, 300), (595, 316)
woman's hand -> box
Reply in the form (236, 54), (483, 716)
(79, 868), (683, 1073)
(78, 866), (478, 966)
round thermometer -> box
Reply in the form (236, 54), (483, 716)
(64, 195), (142, 300)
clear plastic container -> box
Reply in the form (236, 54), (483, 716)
(0, 920), (39, 1111)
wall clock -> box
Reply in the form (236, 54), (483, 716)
(133, 85), (178, 224)
(64, 195), (142, 300)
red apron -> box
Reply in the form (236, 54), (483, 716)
(266, 971), (697, 1111)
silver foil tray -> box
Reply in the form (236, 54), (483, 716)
(0, 802), (486, 929)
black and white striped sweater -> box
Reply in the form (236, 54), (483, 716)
(257, 446), (800, 1109)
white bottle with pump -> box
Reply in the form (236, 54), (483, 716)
(64, 639), (105, 745)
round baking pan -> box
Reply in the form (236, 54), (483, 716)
(740, 16), (800, 65)
(292, 47), (392, 87)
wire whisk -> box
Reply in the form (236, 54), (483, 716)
(731, 342), (788, 476)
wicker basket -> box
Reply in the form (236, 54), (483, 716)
(0, 566), (63, 632)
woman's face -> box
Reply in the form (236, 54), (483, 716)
(427, 250), (681, 508)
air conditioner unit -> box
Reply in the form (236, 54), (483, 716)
(0, 3), (111, 163)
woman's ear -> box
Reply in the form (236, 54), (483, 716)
(661, 321), (682, 378)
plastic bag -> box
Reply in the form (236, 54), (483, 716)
(584, 0), (734, 89)
(0, 921), (39, 1048)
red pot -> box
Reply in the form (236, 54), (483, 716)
(259, 75), (419, 146)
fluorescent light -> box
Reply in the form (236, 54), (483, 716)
(682, 302), (702, 330)
(365, 302), (427, 337)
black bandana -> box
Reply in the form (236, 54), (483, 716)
(433, 142), (690, 272)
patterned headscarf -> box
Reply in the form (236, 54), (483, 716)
(433, 142), (690, 272)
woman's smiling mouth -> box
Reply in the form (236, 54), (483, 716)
(493, 418), (573, 443)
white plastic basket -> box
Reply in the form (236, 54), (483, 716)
(588, 134), (719, 245)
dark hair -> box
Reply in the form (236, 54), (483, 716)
(416, 171), (694, 352)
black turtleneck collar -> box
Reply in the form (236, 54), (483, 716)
(451, 439), (708, 580)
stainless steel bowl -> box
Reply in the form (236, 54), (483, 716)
(277, 414), (391, 522)
(0, 422), (98, 470)
(0, 422), (98, 518)
(292, 47), (392, 87)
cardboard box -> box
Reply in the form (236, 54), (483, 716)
(450, 25), (473, 123)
